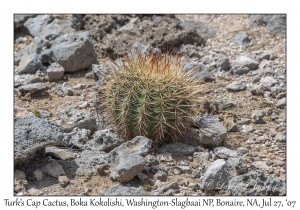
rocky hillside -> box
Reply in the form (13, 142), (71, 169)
(14, 14), (286, 196)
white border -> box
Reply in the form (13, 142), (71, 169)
(2, 0), (299, 209)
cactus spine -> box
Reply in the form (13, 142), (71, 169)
(101, 51), (201, 143)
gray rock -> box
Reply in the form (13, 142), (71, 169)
(180, 44), (205, 58)
(16, 36), (30, 44)
(276, 92), (286, 99)
(132, 43), (160, 55)
(271, 86), (285, 98)
(44, 161), (65, 178)
(110, 155), (145, 182)
(14, 45), (36, 66)
(234, 31), (249, 46)
(227, 172), (286, 195)
(183, 62), (211, 81)
(58, 175), (69, 187)
(57, 105), (98, 134)
(251, 84), (265, 95)
(18, 82), (48, 94)
(214, 147), (237, 159)
(92, 63), (112, 87)
(177, 166), (190, 173)
(232, 66), (251, 75)
(87, 15), (215, 59)
(157, 182), (179, 194)
(236, 118), (250, 125)
(252, 161), (269, 171)
(252, 110), (265, 124)
(36, 109), (51, 118)
(47, 62), (65, 81)
(189, 183), (201, 191)
(227, 157), (247, 175)
(179, 20), (216, 39)
(217, 55), (230, 70)
(264, 91), (272, 98)
(260, 76), (278, 89)
(238, 125), (255, 134)
(199, 116), (227, 147)
(257, 60), (271, 72)
(274, 133), (286, 142)
(100, 184), (147, 196)
(154, 171), (168, 182)
(51, 86), (74, 97)
(252, 75), (261, 84)
(109, 136), (152, 182)
(14, 74), (42, 88)
(158, 142), (194, 156)
(258, 68), (275, 78)
(156, 153), (173, 163)
(137, 172), (149, 183)
(276, 97), (286, 109)
(74, 150), (109, 175)
(50, 31), (98, 72)
(63, 128), (91, 149)
(208, 99), (236, 112)
(232, 56), (259, 70)
(223, 99), (237, 109)
(249, 15), (286, 34)
(24, 15), (75, 40)
(14, 37), (43, 66)
(263, 107), (273, 116)
(14, 14), (36, 29)
(14, 170), (28, 193)
(144, 154), (159, 166)
(201, 159), (232, 191)
(226, 81), (246, 92)
(226, 121), (238, 132)
(33, 169), (44, 181)
(164, 189), (175, 195)
(257, 50), (275, 62)
(15, 52), (42, 74)
(117, 18), (139, 32)
(236, 147), (248, 156)
(45, 146), (77, 160)
(14, 116), (67, 162)
(193, 152), (210, 166)
(41, 49), (55, 64)
(15, 37), (43, 74)
(71, 14), (85, 30)
(93, 129), (125, 151)
(14, 106), (35, 118)
(109, 136), (152, 159)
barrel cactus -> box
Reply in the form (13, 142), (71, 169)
(100, 50), (202, 143)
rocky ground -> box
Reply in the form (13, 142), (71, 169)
(14, 14), (286, 196)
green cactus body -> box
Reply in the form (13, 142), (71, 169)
(102, 51), (201, 143)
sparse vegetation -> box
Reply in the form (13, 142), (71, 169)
(32, 109), (41, 118)
(217, 76), (226, 80)
(260, 101), (273, 108)
(143, 184), (152, 192)
(274, 109), (280, 115)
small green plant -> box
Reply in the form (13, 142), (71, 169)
(100, 50), (202, 144)
(217, 75), (225, 80)
(32, 109), (41, 118)
(143, 184), (152, 192)
(260, 101), (273, 108)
